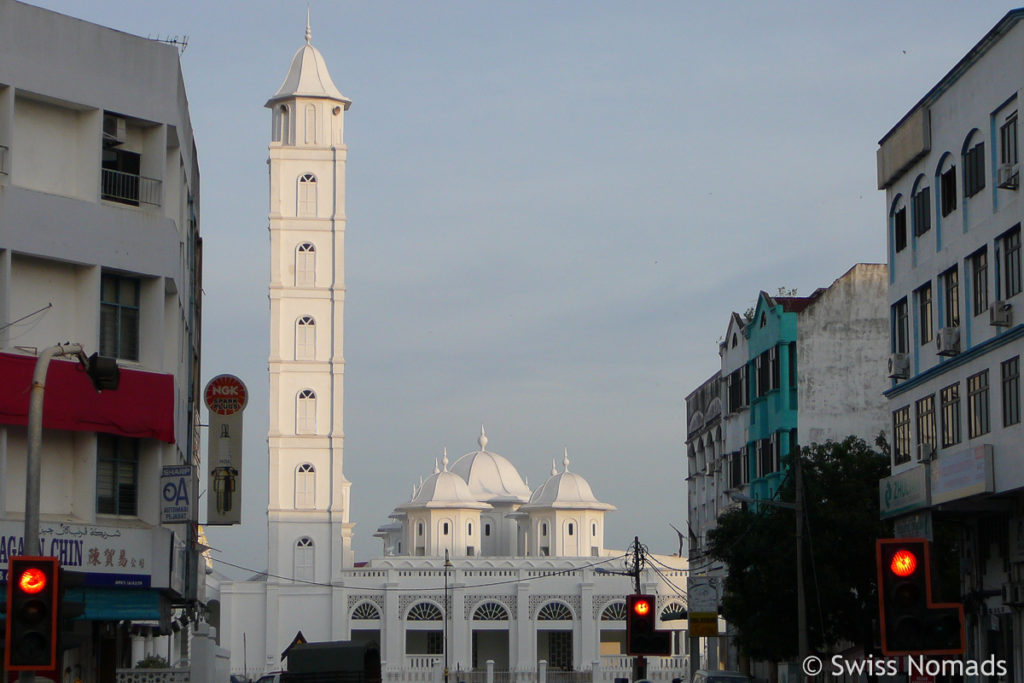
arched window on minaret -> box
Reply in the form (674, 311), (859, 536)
(295, 242), (316, 286)
(298, 174), (317, 216)
(294, 537), (314, 582)
(296, 315), (316, 360)
(296, 389), (317, 434)
(304, 104), (317, 144)
(296, 463), (316, 508)
(278, 104), (290, 145)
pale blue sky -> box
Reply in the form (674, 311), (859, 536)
(28, 1), (1022, 576)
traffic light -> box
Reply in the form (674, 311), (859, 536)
(58, 569), (87, 654)
(4, 556), (59, 671)
(876, 538), (964, 656)
(626, 594), (672, 656)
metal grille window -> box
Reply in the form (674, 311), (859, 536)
(892, 298), (909, 354)
(971, 249), (988, 315)
(1003, 356), (1020, 427)
(407, 603), (442, 621)
(912, 186), (931, 236)
(942, 267), (960, 327)
(965, 141), (986, 197)
(916, 395), (936, 451)
(941, 383), (962, 448)
(96, 435), (138, 515)
(893, 407), (911, 465)
(100, 273), (140, 361)
(894, 206), (907, 253)
(537, 602), (573, 621)
(352, 603), (381, 620)
(1004, 227), (1022, 298)
(917, 283), (933, 345)
(941, 166), (957, 217)
(967, 370), (990, 439)
(474, 602), (510, 621)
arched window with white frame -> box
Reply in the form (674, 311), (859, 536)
(295, 316), (316, 360)
(295, 463), (315, 509)
(296, 389), (317, 434)
(298, 173), (317, 216)
(294, 537), (314, 582)
(295, 242), (316, 287)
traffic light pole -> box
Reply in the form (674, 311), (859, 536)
(795, 449), (808, 663)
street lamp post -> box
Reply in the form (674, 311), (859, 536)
(444, 549), (452, 683)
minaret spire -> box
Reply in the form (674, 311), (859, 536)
(305, 6), (312, 44)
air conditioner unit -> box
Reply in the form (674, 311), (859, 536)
(917, 443), (935, 462)
(991, 300), (1013, 327)
(102, 114), (126, 147)
(887, 353), (910, 379)
(936, 327), (960, 356)
(1004, 583), (1024, 606)
(998, 163), (1019, 190)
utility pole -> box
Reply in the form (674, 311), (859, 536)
(795, 449), (808, 663)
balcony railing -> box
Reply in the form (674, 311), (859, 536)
(115, 668), (190, 683)
(102, 167), (161, 206)
(0, 144), (8, 175)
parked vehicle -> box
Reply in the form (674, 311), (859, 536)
(692, 670), (751, 683)
(280, 641), (381, 683)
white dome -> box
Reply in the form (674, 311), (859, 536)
(265, 16), (350, 107)
(449, 427), (530, 503)
(398, 453), (491, 511)
(521, 451), (615, 511)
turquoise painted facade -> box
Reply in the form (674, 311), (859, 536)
(745, 293), (800, 502)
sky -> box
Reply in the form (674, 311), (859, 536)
(26, 0), (1024, 578)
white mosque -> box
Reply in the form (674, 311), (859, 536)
(218, 19), (689, 682)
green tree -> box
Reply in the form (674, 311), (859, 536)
(706, 436), (890, 661)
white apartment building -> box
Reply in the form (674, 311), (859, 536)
(878, 8), (1024, 676)
(219, 22), (690, 683)
(0, 1), (218, 680)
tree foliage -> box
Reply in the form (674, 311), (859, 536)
(706, 436), (890, 661)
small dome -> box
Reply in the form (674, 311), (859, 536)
(266, 14), (350, 107)
(450, 426), (531, 504)
(398, 452), (491, 511)
(521, 450), (615, 511)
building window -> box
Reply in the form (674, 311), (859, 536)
(101, 147), (142, 206)
(1003, 356), (1020, 427)
(537, 602), (573, 621)
(296, 242), (316, 287)
(568, 523), (574, 536)
(442, 522), (449, 535)
(971, 249), (988, 315)
(912, 185), (931, 236)
(592, 522), (597, 535)
(407, 603), (443, 621)
(541, 523), (548, 536)
(1001, 113), (1018, 166)
(298, 173), (317, 216)
(965, 141), (986, 198)
(894, 206), (907, 253)
(1003, 227), (1022, 298)
(96, 435), (138, 515)
(296, 463), (315, 509)
(941, 383), (961, 448)
(916, 395), (936, 452)
(294, 537), (314, 583)
(917, 283), (933, 345)
(296, 316), (316, 360)
(296, 389), (316, 434)
(484, 523), (491, 536)
(756, 437), (776, 477)
(467, 522), (472, 536)
(278, 104), (290, 144)
(352, 603), (381, 620)
(940, 166), (957, 217)
(727, 366), (748, 413)
(417, 522), (423, 536)
(892, 298), (909, 354)
(100, 273), (140, 361)
(967, 370), (990, 439)
(893, 407), (911, 465)
(942, 267), (960, 327)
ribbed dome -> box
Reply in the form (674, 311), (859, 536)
(398, 453), (491, 511)
(450, 427), (531, 503)
(521, 451), (615, 511)
(265, 15), (350, 108)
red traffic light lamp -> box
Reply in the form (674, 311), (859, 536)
(625, 594), (671, 657)
(5, 556), (59, 671)
(876, 538), (964, 656)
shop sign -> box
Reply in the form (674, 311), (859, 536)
(205, 374), (247, 526)
(688, 576), (720, 637)
(160, 464), (196, 524)
(931, 445), (994, 505)
(879, 465), (929, 519)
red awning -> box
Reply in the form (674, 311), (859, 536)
(0, 352), (175, 443)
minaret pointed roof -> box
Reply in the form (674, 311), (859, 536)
(266, 12), (351, 108)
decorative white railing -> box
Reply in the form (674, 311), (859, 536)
(115, 668), (190, 683)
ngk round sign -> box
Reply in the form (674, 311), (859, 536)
(204, 374), (248, 415)
(204, 374), (247, 525)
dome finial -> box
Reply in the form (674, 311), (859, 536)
(305, 5), (312, 44)
(443, 447), (449, 471)
(563, 448), (570, 472)
(433, 459), (440, 475)
(478, 425), (488, 451)
(551, 459), (557, 476)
